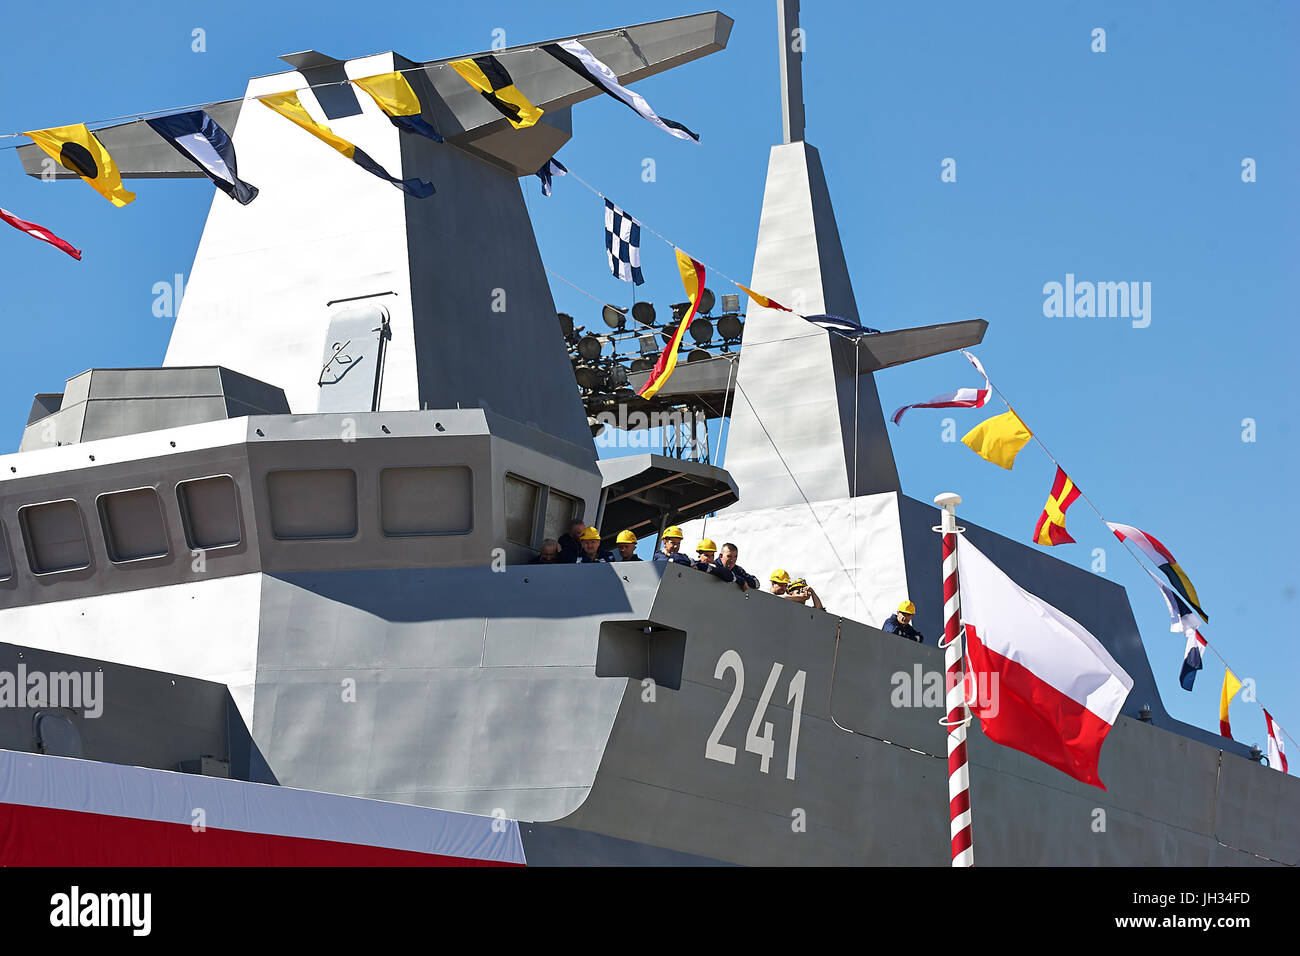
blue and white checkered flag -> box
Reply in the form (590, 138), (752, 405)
(604, 199), (644, 285)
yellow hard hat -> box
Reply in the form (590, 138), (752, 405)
(789, 577), (807, 590)
(662, 526), (684, 539)
(770, 569), (790, 584)
(616, 530), (637, 545)
(579, 526), (602, 542)
(898, 600), (916, 614)
(696, 538), (717, 553)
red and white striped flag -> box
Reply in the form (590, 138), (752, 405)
(958, 538), (1133, 789)
(1264, 711), (1288, 774)
(0, 206), (81, 260)
(890, 350), (991, 424)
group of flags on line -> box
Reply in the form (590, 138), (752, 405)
(3, 39), (702, 259)
(581, 197), (878, 402)
(895, 351), (1291, 771)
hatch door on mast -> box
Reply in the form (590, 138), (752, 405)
(317, 300), (392, 412)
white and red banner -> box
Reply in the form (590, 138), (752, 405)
(890, 349), (991, 424)
(957, 539), (1133, 789)
(1264, 711), (1289, 774)
(0, 206), (82, 260)
(0, 749), (525, 866)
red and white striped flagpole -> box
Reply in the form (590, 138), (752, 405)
(935, 492), (974, 867)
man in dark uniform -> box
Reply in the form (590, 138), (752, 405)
(693, 539), (733, 582)
(652, 526), (693, 566)
(531, 539), (561, 564)
(574, 526), (605, 563)
(882, 600), (924, 643)
(607, 530), (641, 562)
(557, 518), (585, 562)
(718, 543), (759, 591)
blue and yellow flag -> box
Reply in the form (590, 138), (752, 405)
(24, 124), (136, 207)
(352, 72), (443, 142)
(257, 91), (433, 198)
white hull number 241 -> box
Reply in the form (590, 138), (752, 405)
(704, 649), (807, 780)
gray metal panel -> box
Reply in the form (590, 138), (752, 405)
(16, 101), (245, 179)
(401, 140), (596, 449)
(548, 565), (1295, 865)
(722, 142), (901, 510)
(0, 641), (270, 782)
(252, 564), (649, 819)
(27, 394), (62, 427)
(853, 320), (988, 372)
(19, 367), (290, 450)
(778, 0), (805, 143)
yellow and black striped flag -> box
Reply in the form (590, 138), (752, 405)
(258, 92), (434, 198)
(24, 124), (135, 207)
(448, 55), (543, 129)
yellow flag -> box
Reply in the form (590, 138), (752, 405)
(1219, 669), (1242, 738)
(24, 124), (135, 207)
(352, 72), (423, 117)
(961, 410), (1033, 470)
(257, 91), (356, 158)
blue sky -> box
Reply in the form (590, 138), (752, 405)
(1, 1), (1295, 761)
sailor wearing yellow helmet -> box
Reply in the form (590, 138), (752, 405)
(692, 539), (734, 581)
(573, 525), (605, 563)
(606, 529), (642, 562)
(768, 569), (793, 595)
(784, 575), (823, 609)
(883, 600), (924, 643)
(652, 526), (693, 566)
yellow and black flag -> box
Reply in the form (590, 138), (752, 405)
(258, 91), (434, 198)
(24, 124), (135, 207)
(448, 55), (542, 129)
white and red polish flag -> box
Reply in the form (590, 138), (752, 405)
(958, 538), (1133, 789)
(890, 349), (991, 425)
(1264, 711), (1288, 774)
(0, 206), (81, 260)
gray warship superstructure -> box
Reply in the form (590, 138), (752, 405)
(2, 5), (1296, 866)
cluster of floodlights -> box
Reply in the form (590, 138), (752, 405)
(558, 291), (745, 402)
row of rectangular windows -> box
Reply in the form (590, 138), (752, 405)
(0, 467), (583, 580)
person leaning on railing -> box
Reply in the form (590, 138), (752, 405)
(717, 543), (759, 591)
(652, 526), (693, 566)
(606, 530), (642, 562)
(882, 600), (923, 643)
(531, 538), (561, 564)
(692, 539), (734, 582)
(784, 576), (823, 609)
(557, 518), (585, 563)
(573, 526), (605, 563)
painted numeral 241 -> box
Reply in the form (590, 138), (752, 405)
(705, 649), (806, 780)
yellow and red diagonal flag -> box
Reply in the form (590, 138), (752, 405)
(1219, 669), (1243, 738)
(1032, 467), (1081, 546)
(639, 249), (705, 400)
(735, 283), (792, 312)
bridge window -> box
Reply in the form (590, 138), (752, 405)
(98, 488), (169, 563)
(177, 475), (242, 550)
(380, 466), (472, 536)
(504, 474), (540, 546)
(267, 469), (357, 540)
(18, 499), (91, 574)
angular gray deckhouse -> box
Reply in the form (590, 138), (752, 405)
(1, 6), (1295, 866)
